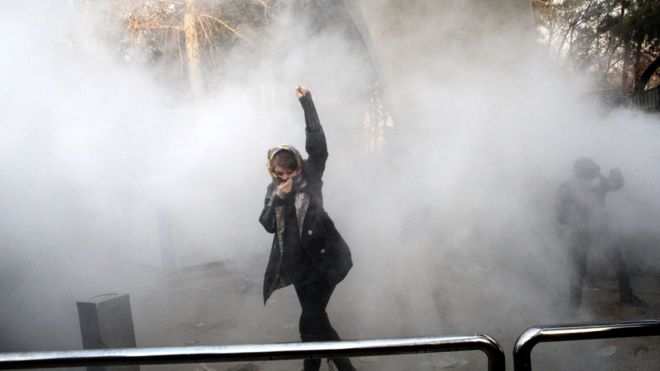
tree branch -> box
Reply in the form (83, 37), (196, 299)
(198, 14), (254, 45)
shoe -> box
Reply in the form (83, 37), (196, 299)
(620, 293), (649, 308)
(303, 358), (321, 371)
(329, 358), (356, 371)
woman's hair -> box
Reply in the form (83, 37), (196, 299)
(271, 150), (299, 171)
(266, 145), (303, 181)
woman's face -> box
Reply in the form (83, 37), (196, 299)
(273, 165), (300, 182)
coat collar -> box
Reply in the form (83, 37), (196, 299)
(273, 181), (311, 242)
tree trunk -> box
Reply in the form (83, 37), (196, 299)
(634, 54), (660, 93)
(184, 0), (203, 97)
(632, 33), (644, 83)
(621, 0), (631, 93)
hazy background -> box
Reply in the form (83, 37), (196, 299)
(1, 0), (659, 369)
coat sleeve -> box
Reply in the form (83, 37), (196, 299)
(259, 183), (278, 234)
(299, 92), (328, 182)
(599, 170), (624, 193)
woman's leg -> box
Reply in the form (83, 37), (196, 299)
(294, 279), (356, 371)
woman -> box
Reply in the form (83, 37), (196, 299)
(259, 86), (356, 371)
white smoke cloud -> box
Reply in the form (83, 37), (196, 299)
(1, 2), (658, 369)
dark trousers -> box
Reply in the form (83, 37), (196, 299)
(568, 230), (633, 307)
(294, 278), (355, 371)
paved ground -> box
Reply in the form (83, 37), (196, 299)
(123, 253), (660, 371)
(3, 247), (656, 371)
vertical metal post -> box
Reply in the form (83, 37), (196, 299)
(157, 209), (176, 270)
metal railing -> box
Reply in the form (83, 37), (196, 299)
(513, 319), (660, 371)
(0, 335), (505, 371)
(630, 86), (660, 111)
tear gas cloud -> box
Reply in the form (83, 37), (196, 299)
(1, 0), (659, 363)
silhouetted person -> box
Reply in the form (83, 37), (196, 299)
(556, 157), (647, 308)
(259, 86), (356, 371)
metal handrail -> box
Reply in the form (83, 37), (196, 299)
(513, 319), (660, 371)
(0, 335), (505, 371)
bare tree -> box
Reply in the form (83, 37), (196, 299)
(184, 0), (203, 96)
(533, 0), (660, 97)
(87, 0), (270, 95)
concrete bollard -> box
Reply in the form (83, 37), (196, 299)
(77, 294), (139, 371)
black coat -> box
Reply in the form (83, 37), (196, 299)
(259, 94), (353, 304)
(556, 172), (624, 233)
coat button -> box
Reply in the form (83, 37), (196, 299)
(320, 248), (326, 254)
(307, 230), (313, 236)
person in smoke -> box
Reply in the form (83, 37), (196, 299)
(556, 157), (647, 308)
(259, 86), (356, 371)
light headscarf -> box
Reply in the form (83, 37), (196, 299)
(266, 145), (303, 182)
